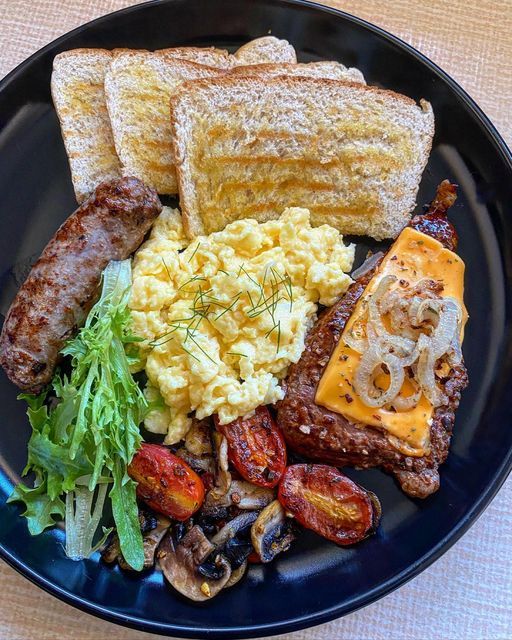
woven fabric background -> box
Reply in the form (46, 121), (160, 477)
(0, 1), (511, 639)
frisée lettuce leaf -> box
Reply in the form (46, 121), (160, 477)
(8, 260), (147, 570)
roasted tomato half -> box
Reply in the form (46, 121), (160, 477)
(214, 406), (287, 488)
(128, 443), (205, 520)
(278, 464), (380, 545)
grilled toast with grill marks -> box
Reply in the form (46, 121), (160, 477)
(52, 38), (297, 199)
(170, 75), (434, 239)
(105, 54), (221, 194)
(51, 49), (121, 202)
(105, 56), (367, 195)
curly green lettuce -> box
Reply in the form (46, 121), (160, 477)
(8, 260), (147, 570)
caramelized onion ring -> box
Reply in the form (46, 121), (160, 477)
(351, 276), (463, 411)
(353, 346), (405, 408)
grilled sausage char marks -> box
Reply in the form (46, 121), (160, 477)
(277, 181), (468, 498)
(0, 177), (162, 394)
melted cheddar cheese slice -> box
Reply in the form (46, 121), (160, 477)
(315, 227), (467, 457)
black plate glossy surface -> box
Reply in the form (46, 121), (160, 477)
(1, 0), (512, 637)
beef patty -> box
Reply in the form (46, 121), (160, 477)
(277, 181), (468, 498)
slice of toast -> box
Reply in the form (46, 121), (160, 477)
(105, 56), (361, 196)
(52, 39), (297, 198)
(229, 61), (365, 83)
(105, 53), (222, 194)
(50, 46), (228, 200)
(51, 49), (121, 202)
(233, 36), (297, 64)
(170, 75), (434, 240)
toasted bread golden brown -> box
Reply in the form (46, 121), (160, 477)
(105, 54), (222, 194)
(51, 49), (121, 202)
(105, 57), (365, 195)
(52, 39), (364, 199)
(103, 40), (300, 194)
(51, 41), (289, 199)
(170, 75), (434, 239)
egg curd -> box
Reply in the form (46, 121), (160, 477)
(130, 207), (354, 443)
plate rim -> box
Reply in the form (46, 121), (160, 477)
(0, 0), (511, 637)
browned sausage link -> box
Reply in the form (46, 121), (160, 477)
(409, 180), (458, 250)
(0, 177), (162, 393)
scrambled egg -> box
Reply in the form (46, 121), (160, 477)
(130, 207), (354, 443)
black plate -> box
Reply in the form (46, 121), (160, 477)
(1, 0), (511, 637)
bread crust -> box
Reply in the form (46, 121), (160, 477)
(228, 61), (366, 83)
(233, 36), (297, 64)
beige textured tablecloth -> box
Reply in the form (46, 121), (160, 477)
(0, 1), (511, 639)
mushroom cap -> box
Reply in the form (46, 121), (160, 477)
(158, 525), (232, 602)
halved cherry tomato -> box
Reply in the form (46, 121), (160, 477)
(214, 406), (287, 488)
(128, 443), (205, 521)
(278, 464), (380, 545)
